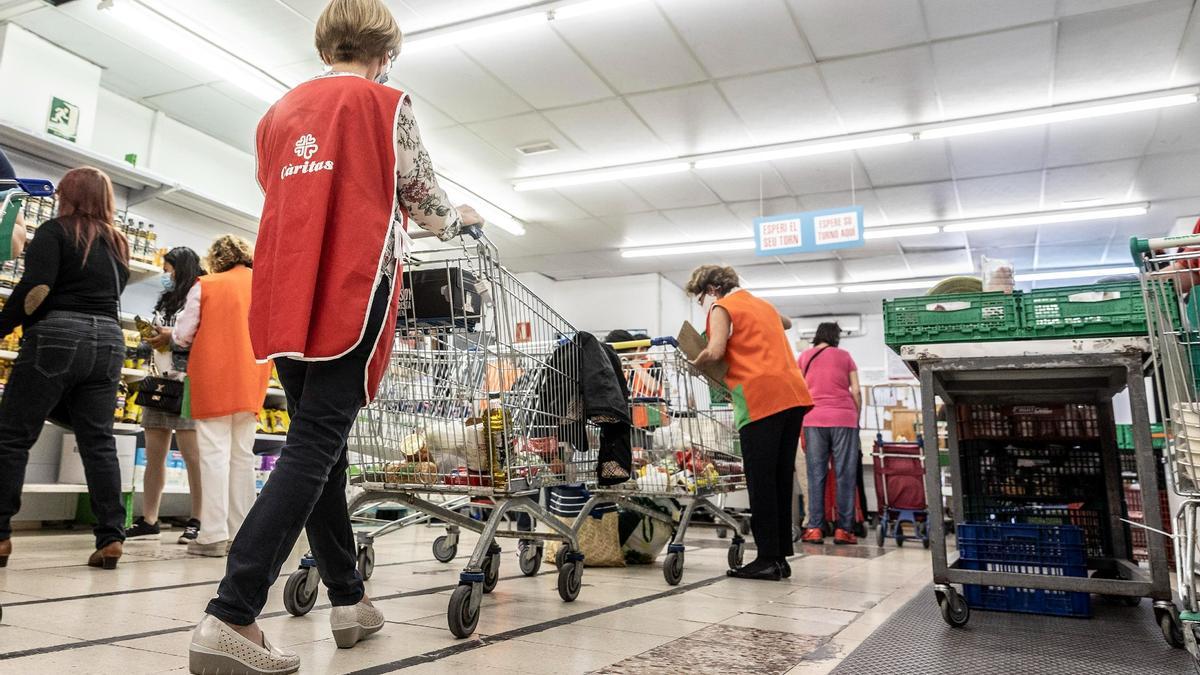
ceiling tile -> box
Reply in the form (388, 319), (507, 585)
(407, 95), (459, 131)
(601, 211), (689, 247)
(458, 26), (612, 109)
(1052, 0), (1191, 103)
(1045, 111), (1158, 166)
(931, 25), (1054, 119)
(717, 67), (844, 146)
(727, 197), (804, 224)
(948, 127), (1046, 179)
(819, 46), (941, 131)
(773, 154), (871, 196)
(1133, 151), (1200, 201)
(465, 113), (586, 174)
(624, 173), (721, 211)
(874, 181), (961, 222)
(955, 172), (1044, 216)
(921, 0), (1056, 39)
(788, 0), (926, 59)
(396, 49), (531, 124)
(551, 2), (707, 93)
(694, 165), (793, 203)
(658, 0), (811, 78)
(542, 99), (676, 167)
(857, 140), (952, 187)
(552, 183), (655, 218)
(146, 0), (314, 70)
(1056, 0), (1163, 16)
(1042, 159), (1140, 206)
(1146, 105), (1200, 156)
(1171, 8), (1200, 85)
(800, 189), (889, 228)
(662, 204), (752, 240)
(145, 85), (261, 151)
(965, 228), (1038, 250)
(626, 84), (753, 156)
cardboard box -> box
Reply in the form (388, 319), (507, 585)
(58, 433), (136, 488)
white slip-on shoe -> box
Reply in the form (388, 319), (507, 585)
(188, 614), (299, 675)
(330, 600), (385, 649)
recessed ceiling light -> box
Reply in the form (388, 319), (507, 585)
(516, 141), (559, 156)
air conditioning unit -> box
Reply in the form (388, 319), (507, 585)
(791, 314), (863, 338)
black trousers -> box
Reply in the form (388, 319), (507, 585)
(206, 284), (388, 625)
(0, 312), (125, 547)
(739, 406), (805, 560)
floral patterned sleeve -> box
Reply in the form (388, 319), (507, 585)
(396, 101), (462, 241)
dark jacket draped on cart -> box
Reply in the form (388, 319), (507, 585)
(534, 331), (633, 485)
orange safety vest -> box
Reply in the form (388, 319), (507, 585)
(187, 266), (271, 419)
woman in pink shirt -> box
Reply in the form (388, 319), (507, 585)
(796, 322), (862, 545)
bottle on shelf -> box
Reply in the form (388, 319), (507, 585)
(486, 392), (508, 490)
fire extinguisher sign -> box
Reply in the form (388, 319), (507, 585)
(515, 321), (532, 343)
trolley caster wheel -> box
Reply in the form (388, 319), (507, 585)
(519, 543), (542, 577)
(433, 535), (457, 563)
(875, 521), (886, 547)
(663, 551), (684, 586)
(739, 517), (751, 536)
(895, 534), (905, 547)
(1161, 611), (1186, 649)
(854, 522), (867, 539)
(554, 545), (569, 569)
(938, 588), (970, 628)
(283, 568), (318, 617)
(356, 545), (375, 582)
(447, 583), (480, 638)
(1091, 569), (1140, 607)
(727, 540), (745, 570)
(481, 553), (500, 594)
(716, 527), (728, 539)
(557, 560), (582, 602)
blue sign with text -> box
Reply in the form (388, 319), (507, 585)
(754, 206), (865, 256)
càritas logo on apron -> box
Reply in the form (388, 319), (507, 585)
(280, 133), (335, 180)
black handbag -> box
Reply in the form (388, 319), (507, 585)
(138, 375), (184, 415)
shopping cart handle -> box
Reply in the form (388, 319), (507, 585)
(463, 223), (483, 240)
(16, 178), (54, 197)
(650, 336), (678, 347)
(1131, 233), (1200, 258)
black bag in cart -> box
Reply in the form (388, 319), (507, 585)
(400, 267), (484, 329)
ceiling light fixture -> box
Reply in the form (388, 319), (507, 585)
(621, 239), (756, 258)
(514, 162), (692, 192)
(103, 1), (288, 103)
(941, 203), (1148, 233)
(840, 280), (939, 293)
(1014, 266), (1139, 282)
(918, 91), (1198, 140)
(693, 133), (914, 170)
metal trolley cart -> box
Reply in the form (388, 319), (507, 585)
(864, 384), (930, 548)
(1134, 232), (1200, 660)
(563, 337), (747, 586)
(331, 227), (585, 638)
(899, 338), (1177, 642)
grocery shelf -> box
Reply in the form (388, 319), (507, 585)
(113, 422), (142, 435)
(127, 260), (161, 282)
(255, 433), (286, 442)
(122, 368), (148, 382)
(22, 483), (88, 494)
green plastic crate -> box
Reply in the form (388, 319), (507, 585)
(1021, 281), (1154, 338)
(884, 291), (1021, 346)
(1115, 423), (1163, 451)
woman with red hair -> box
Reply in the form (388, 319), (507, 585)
(0, 166), (130, 569)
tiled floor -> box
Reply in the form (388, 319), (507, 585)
(0, 523), (933, 674)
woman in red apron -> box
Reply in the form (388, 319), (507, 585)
(188, 1), (481, 672)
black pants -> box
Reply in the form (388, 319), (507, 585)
(206, 284), (388, 626)
(0, 312), (125, 547)
(739, 406), (805, 560)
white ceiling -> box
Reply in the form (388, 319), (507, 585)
(8, 0), (1200, 315)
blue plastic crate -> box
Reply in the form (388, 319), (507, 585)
(957, 523), (1091, 618)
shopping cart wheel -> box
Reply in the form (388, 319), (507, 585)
(518, 543), (542, 577)
(663, 551), (684, 586)
(283, 568), (318, 617)
(716, 528), (728, 539)
(357, 545), (375, 582)
(938, 588), (969, 628)
(557, 561), (582, 602)
(726, 540), (745, 570)
(554, 545), (569, 569)
(447, 584), (480, 638)
(482, 553), (501, 593)
(1161, 610), (1186, 648)
(433, 535), (457, 563)
(875, 520), (886, 547)
(739, 517), (752, 536)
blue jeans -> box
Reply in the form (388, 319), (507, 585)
(0, 312), (126, 547)
(803, 426), (859, 532)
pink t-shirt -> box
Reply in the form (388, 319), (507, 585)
(798, 346), (859, 428)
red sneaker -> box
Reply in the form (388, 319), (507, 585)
(834, 528), (857, 545)
(800, 528), (824, 545)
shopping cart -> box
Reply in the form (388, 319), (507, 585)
(863, 384), (930, 548)
(1134, 232), (1200, 660)
(562, 337), (747, 586)
(324, 225), (586, 638)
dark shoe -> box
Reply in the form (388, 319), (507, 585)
(87, 541), (123, 569)
(800, 528), (824, 545)
(727, 564), (782, 581)
(778, 559), (792, 579)
(177, 518), (200, 545)
(125, 516), (161, 540)
(834, 528), (858, 546)
(0, 537), (10, 567)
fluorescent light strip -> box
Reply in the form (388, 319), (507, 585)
(942, 204), (1148, 233)
(841, 280), (940, 293)
(920, 92), (1198, 140)
(621, 239), (756, 258)
(105, 1), (288, 103)
(1014, 266), (1139, 282)
(693, 133), (914, 170)
(514, 162), (691, 192)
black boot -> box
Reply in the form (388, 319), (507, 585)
(778, 558), (792, 579)
(727, 557), (782, 581)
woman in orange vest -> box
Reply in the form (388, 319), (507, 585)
(153, 235), (269, 558)
(689, 265), (812, 581)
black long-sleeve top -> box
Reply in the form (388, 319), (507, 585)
(0, 218), (128, 338)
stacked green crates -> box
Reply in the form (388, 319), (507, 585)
(1021, 281), (1154, 339)
(883, 291), (1021, 346)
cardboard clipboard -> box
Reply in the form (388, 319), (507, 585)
(677, 321), (728, 385)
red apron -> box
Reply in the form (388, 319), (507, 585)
(251, 74), (409, 402)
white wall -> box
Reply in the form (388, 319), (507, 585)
(148, 115), (262, 215)
(92, 88), (155, 166)
(513, 272), (696, 340)
(0, 24), (101, 146)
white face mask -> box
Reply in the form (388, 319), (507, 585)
(375, 52), (396, 85)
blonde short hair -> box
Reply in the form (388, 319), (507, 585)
(685, 265), (740, 298)
(315, 0), (402, 65)
(206, 235), (254, 274)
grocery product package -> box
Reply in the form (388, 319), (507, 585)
(981, 255), (1015, 293)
